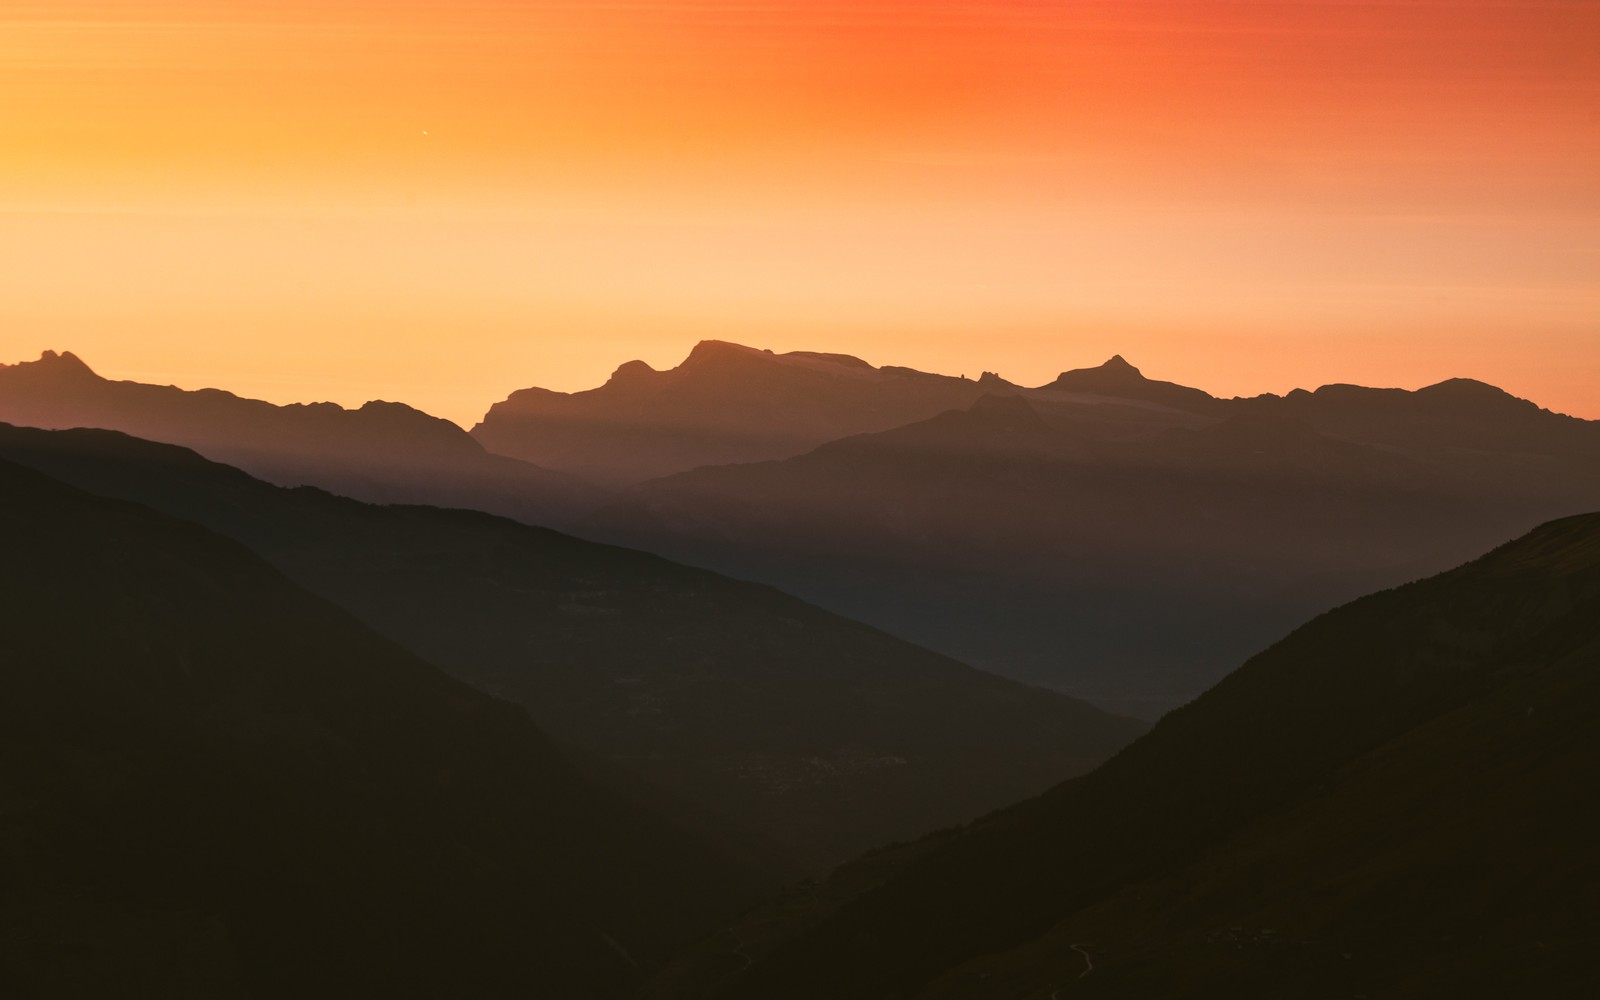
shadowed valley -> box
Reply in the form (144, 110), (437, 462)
(0, 423), (1141, 871)
(663, 511), (1600, 998)
(0, 458), (762, 998)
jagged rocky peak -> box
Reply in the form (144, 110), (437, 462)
(1058, 354), (1146, 382)
(1042, 354), (1216, 410)
(21, 349), (98, 378)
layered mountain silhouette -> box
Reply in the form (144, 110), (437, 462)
(0, 457), (764, 998)
(17, 342), (1595, 720)
(575, 346), (1600, 717)
(673, 511), (1600, 998)
(473, 342), (1249, 487)
(0, 423), (1142, 869)
(0, 350), (599, 529)
(471, 340), (1003, 485)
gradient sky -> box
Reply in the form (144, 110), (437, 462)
(3, 1), (1597, 424)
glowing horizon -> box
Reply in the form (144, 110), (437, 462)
(4, 1), (1597, 425)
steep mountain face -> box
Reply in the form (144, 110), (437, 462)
(0, 424), (1143, 870)
(596, 382), (1600, 718)
(471, 340), (1004, 485)
(0, 458), (762, 999)
(700, 512), (1600, 999)
(0, 350), (600, 529)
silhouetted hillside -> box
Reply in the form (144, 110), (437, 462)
(0, 459), (763, 998)
(0, 423), (1143, 870)
(0, 350), (600, 529)
(694, 512), (1600, 998)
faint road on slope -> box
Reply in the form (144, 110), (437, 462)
(1049, 943), (1094, 999)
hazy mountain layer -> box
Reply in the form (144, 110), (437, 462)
(678, 511), (1600, 998)
(0, 458), (762, 999)
(471, 339), (1004, 486)
(590, 353), (1600, 716)
(0, 423), (1142, 870)
(0, 349), (600, 530)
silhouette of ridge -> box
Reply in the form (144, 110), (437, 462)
(0, 349), (599, 529)
(681, 338), (772, 369)
(472, 341), (1003, 485)
(31, 348), (95, 376)
(594, 358), (1600, 718)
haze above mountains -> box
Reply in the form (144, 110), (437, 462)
(9, 341), (1593, 717)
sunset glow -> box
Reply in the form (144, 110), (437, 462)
(4, 1), (1597, 423)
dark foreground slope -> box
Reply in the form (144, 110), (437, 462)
(0, 459), (761, 999)
(0, 424), (1142, 870)
(703, 512), (1600, 998)
(0, 350), (599, 529)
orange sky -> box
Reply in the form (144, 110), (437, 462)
(3, 1), (1597, 424)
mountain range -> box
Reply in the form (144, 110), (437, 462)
(0, 422), (1141, 870)
(1, 340), (1594, 996)
(471, 339), (999, 486)
(0, 350), (599, 531)
(8, 342), (1600, 719)
(570, 345), (1600, 716)
(8, 342), (1597, 720)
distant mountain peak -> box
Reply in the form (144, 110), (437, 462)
(1417, 377), (1522, 403)
(1301, 377), (1539, 416)
(609, 359), (656, 383)
(1044, 355), (1214, 411)
(1053, 355), (1150, 386)
(682, 340), (769, 368)
(22, 349), (98, 379)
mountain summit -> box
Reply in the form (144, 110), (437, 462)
(27, 349), (95, 376)
(471, 341), (1000, 485)
(1044, 355), (1216, 410)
